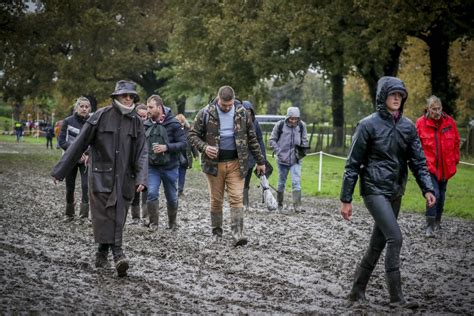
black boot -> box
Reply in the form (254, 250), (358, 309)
(95, 244), (109, 268)
(425, 216), (436, 238)
(211, 211), (223, 241)
(112, 245), (129, 278)
(65, 203), (75, 221)
(277, 191), (284, 211)
(349, 265), (373, 302)
(79, 202), (89, 219)
(435, 218), (441, 231)
(386, 270), (418, 309)
(167, 204), (178, 230)
(147, 200), (159, 231)
(231, 207), (247, 247)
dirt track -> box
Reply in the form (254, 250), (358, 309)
(1, 141), (473, 314)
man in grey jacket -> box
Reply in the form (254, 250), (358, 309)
(269, 107), (309, 212)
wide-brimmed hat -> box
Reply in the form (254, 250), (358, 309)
(110, 80), (139, 102)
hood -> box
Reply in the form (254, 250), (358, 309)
(375, 76), (408, 114)
(242, 100), (254, 112)
(242, 100), (255, 116)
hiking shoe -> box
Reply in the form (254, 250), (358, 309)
(115, 256), (129, 277)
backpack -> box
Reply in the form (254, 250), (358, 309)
(275, 119), (304, 142)
(146, 123), (171, 166)
(274, 120), (308, 159)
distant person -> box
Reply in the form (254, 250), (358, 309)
(269, 107), (308, 212)
(145, 95), (186, 231)
(58, 97), (92, 221)
(188, 85), (265, 246)
(14, 122), (23, 143)
(45, 123), (55, 149)
(340, 76), (435, 308)
(175, 113), (199, 197)
(52, 80), (148, 277)
(129, 103), (149, 225)
(242, 101), (267, 210)
(54, 120), (62, 149)
(416, 95), (460, 237)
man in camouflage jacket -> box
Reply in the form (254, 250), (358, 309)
(188, 85), (265, 246)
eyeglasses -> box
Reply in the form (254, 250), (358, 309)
(119, 93), (135, 99)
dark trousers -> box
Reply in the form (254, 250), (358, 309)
(65, 163), (89, 204)
(360, 195), (403, 273)
(244, 167), (254, 189)
(426, 174), (447, 220)
(46, 137), (53, 149)
(98, 244), (123, 261)
(178, 165), (187, 193)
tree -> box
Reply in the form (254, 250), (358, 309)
(357, 0), (474, 116)
(1, 0), (172, 118)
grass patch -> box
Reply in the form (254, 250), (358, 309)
(0, 134), (51, 145)
(2, 139), (473, 220)
(263, 153), (474, 220)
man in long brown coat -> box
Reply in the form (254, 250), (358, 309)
(51, 80), (148, 277)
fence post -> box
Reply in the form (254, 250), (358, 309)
(326, 126), (330, 151)
(309, 122), (315, 150)
(318, 151), (323, 192)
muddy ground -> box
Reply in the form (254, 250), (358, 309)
(1, 141), (473, 314)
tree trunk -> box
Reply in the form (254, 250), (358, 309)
(131, 70), (167, 100)
(176, 96), (186, 114)
(425, 31), (457, 117)
(12, 101), (22, 121)
(330, 73), (344, 147)
(359, 44), (402, 110)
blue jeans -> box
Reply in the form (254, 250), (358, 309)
(426, 173), (447, 220)
(178, 166), (187, 193)
(277, 162), (302, 192)
(147, 165), (179, 208)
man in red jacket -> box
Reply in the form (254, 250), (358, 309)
(416, 95), (460, 237)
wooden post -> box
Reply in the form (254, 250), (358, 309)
(326, 126), (330, 152)
(309, 122), (315, 151)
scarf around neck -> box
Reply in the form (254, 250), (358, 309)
(114, 99), (135, 115)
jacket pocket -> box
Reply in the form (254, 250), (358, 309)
(91, 162), (113, 193)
